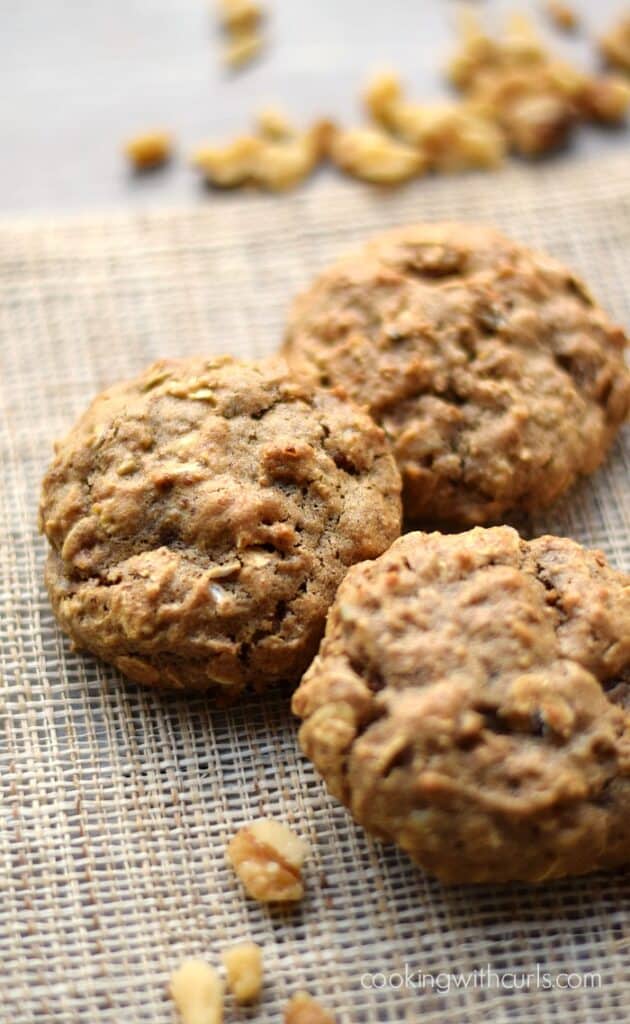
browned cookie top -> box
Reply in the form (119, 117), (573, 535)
(283, 223), (630, 527)
(40, 356), (402, 697)
(293, 526), (630, 883)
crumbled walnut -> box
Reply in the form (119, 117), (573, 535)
(170, 959), (224, 1024)
(217, 0), (261, 33)
(578, 75), (630, 124)
(472, 68), (575, 156)
(284, 992), (336, 1024)
(364, 73), (505, 170)
(502, 12), (548, 66)
(363, 70), (403, 126)
(191, 136), (262, 187)
(227, 819), (307, 902)
(252, 121), (332, 190)
(216, 0), (263, 68)
(256, 106), (294, 140)
(124, 131), (172, 170)
(600, 15), (630, 74)
(224, 30), (262, 68)
(447, 8), (503, 89)
(330, 127), (427, 183)
(192, 121), (330, 191)
(448, 10), (580, 158)
(221, 942), (263, 1003)
(545, 0), (578, 31)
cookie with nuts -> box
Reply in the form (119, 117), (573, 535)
(292, 526), (630, 884)
(40, 356), (401, 696)
(283, 223), (630, 528)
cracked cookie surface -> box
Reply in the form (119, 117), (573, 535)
(292, 526), (630, 883)
(283, 223), (630, 528)
(40, 356), (402, 697)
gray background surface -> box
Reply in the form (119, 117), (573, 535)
(2, 0), (629, 214)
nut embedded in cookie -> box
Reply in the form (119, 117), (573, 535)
(292, 526), (630, 884)
(39, 356), (402, 696)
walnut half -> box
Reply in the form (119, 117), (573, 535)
(227, 819), (307, 902)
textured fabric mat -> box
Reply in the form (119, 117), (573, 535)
(1, 152), (629, 1024)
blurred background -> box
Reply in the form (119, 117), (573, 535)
(2, 0), (629, 214)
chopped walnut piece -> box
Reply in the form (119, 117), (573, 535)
(448, 8), (503, 89)
(170, 959), (224, 1024)
(253, 121), (332, 190)
(217, 0), (261, 33)
(472, 68), (575, 155)
(330, 127), (427, 183)
(191, 136), (262, 187)
(503, 12), (548, 65)
(216, 0), (263, 68)
(545, 1), (578, 31)
(256, 106), (294, 140)
(364, 73), (505, 170)
(447, 7), (629, 156)
(225, 31), (262, 68)
(600, 15), (630, 74)
(450, 15), (577, 157)
(227, 818), (307, 902)
(221, 942), (263, 1003)
(578, 75), (630, 123)
(124, 131), (172, 170)
(192, 121), (330, 191)
(284, 992), (336, 1024)
(363, 70), (403, 125)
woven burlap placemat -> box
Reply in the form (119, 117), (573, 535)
(1, 152), (629, 1024)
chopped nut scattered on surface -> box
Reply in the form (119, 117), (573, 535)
(284, 992), (336, 1024)
(544, 0), (578, 32)
(600, 14), (630, 73)
(192, 120), (331, 191)
(221, 942), (263, 1003)
(227, 818), (307, 902)
(364, 71), (505, 170)
(170, 959), (224, 1024)
(253, 121), (333, 190)
(217, 0), (261, 33)
(192, 136), (262, 187)
(448, 9), (628, 156)
(216, 0), (263, 68)
(224, 30), (262, 68)
(329, 126), (427, 183)
(578, 75), (630, 123)
(256, 106), (294, 140)
(124, 131), (172, 170)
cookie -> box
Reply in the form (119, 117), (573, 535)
(40, 356), (402, 697)
(292, 526), (630, 883)
(283, 223), (630, 527)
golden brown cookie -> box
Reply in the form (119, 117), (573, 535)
(293, 526), (630, 883)
(40, 356), (401, 697)
(283, 223), (630, 528)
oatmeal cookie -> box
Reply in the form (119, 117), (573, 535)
(40, 356), (401, 696)
(283, 224), (630, 528)
(293, 526), (630, 883)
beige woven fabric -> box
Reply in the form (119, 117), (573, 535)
(1, 152), (629, 1024)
